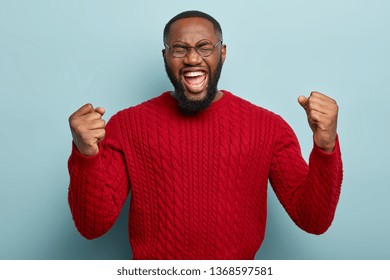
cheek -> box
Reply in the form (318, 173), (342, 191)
(166, 58), (181, 75)
(205, 57), (219, 72)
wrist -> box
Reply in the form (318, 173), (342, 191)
(73, 141), (100, 157)
(314, 136), (336, 154)
(319, 144), (335, 154)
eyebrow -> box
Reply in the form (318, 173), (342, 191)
(169, 39), (213, 46)
(171, 41), (188, 46)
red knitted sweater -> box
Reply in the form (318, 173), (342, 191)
(68, 90), (343, 259)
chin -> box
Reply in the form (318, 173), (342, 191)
(184, 91), (208, 102)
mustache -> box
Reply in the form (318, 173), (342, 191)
(164, 57), (223, 114)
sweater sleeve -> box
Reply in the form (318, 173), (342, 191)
(67, 114), (130, 239)
(269, 116), (343, 235)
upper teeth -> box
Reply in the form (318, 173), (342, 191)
(184, 71), (205, 77)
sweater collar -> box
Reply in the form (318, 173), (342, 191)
(162, 90), (233, 114)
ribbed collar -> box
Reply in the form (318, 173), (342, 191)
(161, 90), (234, 115)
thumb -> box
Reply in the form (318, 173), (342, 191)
(297, 95), (308, 109)
(94, 107), (106, 116)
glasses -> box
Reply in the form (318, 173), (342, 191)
(164, 39), (222, 58)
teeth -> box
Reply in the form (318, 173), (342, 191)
(183, 71), (205, 77)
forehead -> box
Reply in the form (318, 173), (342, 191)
(166, 17), (218, 44)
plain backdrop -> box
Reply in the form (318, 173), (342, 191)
(1, 0), (389, 259)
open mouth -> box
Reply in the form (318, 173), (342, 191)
(181, 70), (208, 95)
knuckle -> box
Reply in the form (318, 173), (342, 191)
(69, 119), (79, 130)
(100, 128), (106, 137)
(71, 121), (83, 133)
(312, 111), (320, 120)
(91, 112), (102, 120)
(68, 112), (79, 123)
(311, 91), (320, 97)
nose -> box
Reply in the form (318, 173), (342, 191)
(183, 47), (202, 65)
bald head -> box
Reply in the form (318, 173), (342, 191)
(163, 10), (223, 42)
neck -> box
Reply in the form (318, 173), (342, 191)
(213, 90), (223, 103)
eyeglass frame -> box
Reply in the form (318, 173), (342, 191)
(163, 39), (223, 58)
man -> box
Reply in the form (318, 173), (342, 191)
(68, 10), (342, 260)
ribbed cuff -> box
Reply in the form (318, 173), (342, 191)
(310, 135), (341, 164)
(69, 142), (101, 169)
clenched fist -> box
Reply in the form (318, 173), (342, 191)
(69, 104), (106, 156)
(298, 91), (339, 154)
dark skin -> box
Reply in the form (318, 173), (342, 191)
(163, 17), (226, 103)
(69, 17), (338, 155)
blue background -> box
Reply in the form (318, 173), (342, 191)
(1, 0), (389, 259)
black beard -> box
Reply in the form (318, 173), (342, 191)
(164, 57), (223, 114)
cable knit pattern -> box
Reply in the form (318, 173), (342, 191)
(68, 90), (343, 259)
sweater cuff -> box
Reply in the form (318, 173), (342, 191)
(311, 135), (341, 162)
(69, 142), (101, 169)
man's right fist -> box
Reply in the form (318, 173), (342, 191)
(69, 104), (106, 156)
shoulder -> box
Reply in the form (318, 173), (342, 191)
(220, 90), (294, 139)
(223, 90), (283, 122)
(114, 91), (174, 118)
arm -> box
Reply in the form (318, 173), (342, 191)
(269, 91), (343, 234)
(67, 105), (129, 239)
(269, 119), (342, 234)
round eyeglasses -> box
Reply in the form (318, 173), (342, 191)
(164, 40), (223, 58)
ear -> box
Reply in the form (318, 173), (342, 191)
(162, 51), (168, 66)
(221, 44), (227, 64)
